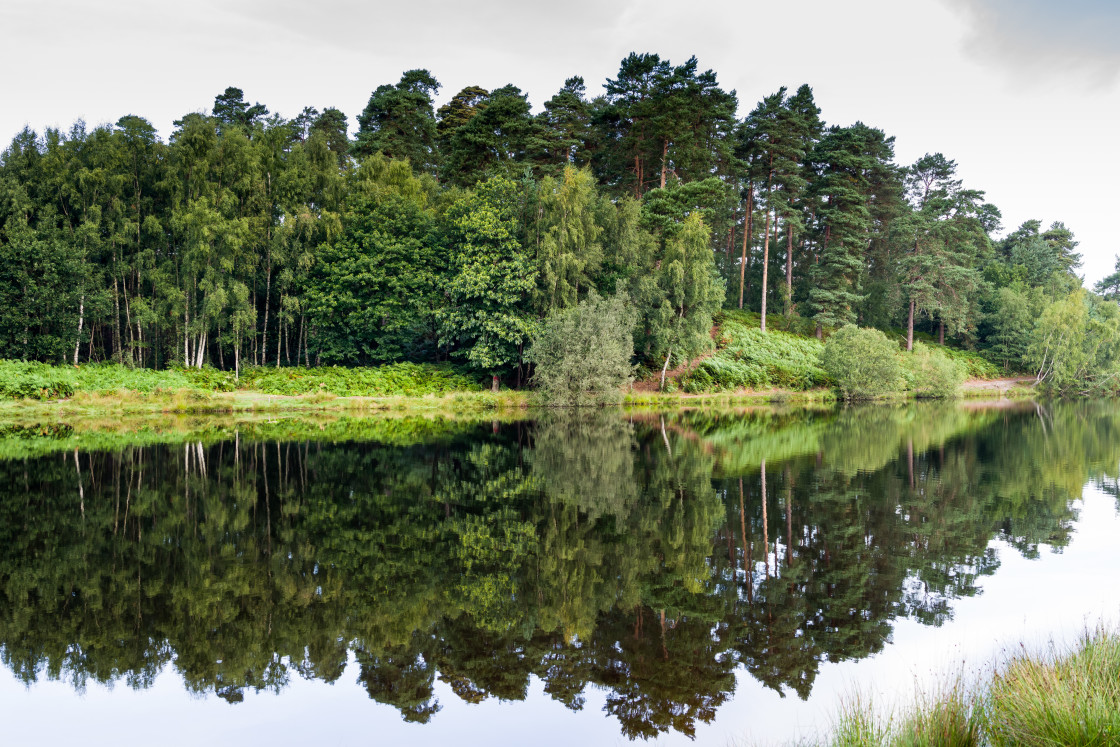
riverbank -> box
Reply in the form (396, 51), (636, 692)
(0, 375), (1037, 421)
(804, 627), (1120, 747)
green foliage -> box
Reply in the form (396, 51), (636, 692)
(0, 360), (479, 400)
(680, 311), (826, 393)
(939, 347), (1000, 380)
(238, 363), (480, 396)
(306, 158), (443, 364)
(1027, 290), (1120, 396)
(0, 360), (77, 399)
(820, 325), (903, 400)
(0, 57), (1104, 397)
(353, 69), (440, 172)
(438, 178), (538, 379)
(528, 291), (636, 406)
(903, 343), (966, 399)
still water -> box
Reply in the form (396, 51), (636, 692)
(1, 401), (1118, 745)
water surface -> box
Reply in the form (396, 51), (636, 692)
(1, 401), (1118, 744)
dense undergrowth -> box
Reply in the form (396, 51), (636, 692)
(0, 360), (481, 400)
(676, 311), (1002, 396)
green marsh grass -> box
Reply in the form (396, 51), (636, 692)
(804, 627), (1119, 747)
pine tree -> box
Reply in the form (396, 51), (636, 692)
(353, 70), (440, 172)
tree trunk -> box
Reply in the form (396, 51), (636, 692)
(73, 295), (84, 365)
(491, 374), (499, 393)
(660, 346), (672, 391)
(815, 324), (822, 340)
(938, 321), (945, 346)
(760, 458), (769, 577)
(262, 255), (272, 367)
(660, 139), (668, 189)
(761, 208), (772, 332)
(785, 221), (794, 313)
(739, 188), (753, 309)
(195, 331), (206, 368)
(907, 299), (915, 352)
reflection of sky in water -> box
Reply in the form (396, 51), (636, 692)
(3, 486), (1117, 746)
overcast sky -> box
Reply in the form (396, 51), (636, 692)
(2, 0), (1117, 283)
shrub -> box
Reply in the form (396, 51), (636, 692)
(905, 343), (966, 398)
(528, 291), (636, 406)
(819, 325), (903, 400)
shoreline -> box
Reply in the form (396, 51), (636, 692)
(0, 376), (1038, 419)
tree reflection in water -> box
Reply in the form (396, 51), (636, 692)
(0, 401), (1115, 739)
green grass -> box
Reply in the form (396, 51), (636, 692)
(805, 627), (1120, 747)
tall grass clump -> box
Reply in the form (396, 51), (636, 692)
(819, 325), (903, 400)
(983, 628), (1120, 746)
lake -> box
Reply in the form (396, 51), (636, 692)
(1, 400), (1118, 745)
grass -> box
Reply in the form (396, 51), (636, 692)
(804, 627), (1120, 747)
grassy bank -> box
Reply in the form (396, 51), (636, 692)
(661, 310), (1004, 397)
(812, 627), (1120, 747)
(0, 315), (1019, 414)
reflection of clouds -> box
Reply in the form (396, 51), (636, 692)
(942, 0), (1120, 86)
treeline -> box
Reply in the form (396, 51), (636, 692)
(1, 53), (1114, 391)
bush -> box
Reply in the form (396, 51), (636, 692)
(905, 343), (966, 398)
(528, 291), (636, 406)
(819, 325), (903, 400)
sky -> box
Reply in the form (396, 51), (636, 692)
(2, 0), (1117, 283)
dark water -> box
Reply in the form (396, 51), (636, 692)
(2, 402), (1119, 745)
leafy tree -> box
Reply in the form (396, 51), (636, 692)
(310, 108), (350, 168)
(305, 158), (442, 363)
(1027, 290), (1120, 395)
(438, 178), (538, 390)
(984, 285), (1033, 370)
(528, 290), (636, 405)
(642, 213), (725, 388)
(1095, 256), (1120, 302)
(897, 153), (991, 350)
(529, 165), (604, 314)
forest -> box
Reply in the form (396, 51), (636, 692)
(2, 53), (1117, 394)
